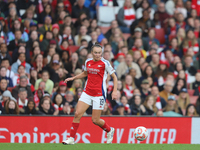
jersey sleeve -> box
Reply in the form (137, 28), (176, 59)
(84, 60), (87, 71)
(105, 61), (115, 75)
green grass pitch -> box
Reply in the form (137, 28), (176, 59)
(0, 143), (200, 150)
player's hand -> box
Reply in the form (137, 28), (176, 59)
(64, 77), (74, 83)
(111, 90), (117, 100)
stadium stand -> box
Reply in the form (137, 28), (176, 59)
(0, 0), (199, 117)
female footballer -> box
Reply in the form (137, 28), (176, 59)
(62, 43), (118, 145)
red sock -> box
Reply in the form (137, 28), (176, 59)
(70, 122), (79, 138)
(100, 122), (111, 132)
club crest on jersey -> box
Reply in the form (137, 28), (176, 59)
(88, 64), (91, 66)
(98, 65), (102, 67)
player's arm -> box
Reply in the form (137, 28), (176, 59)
(110, 72), (118, 100)
(64, 71), (87, 83)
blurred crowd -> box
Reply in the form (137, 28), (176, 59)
(0, 0), (200, 117)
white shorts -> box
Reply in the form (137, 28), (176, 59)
(79, 92), (105, 110)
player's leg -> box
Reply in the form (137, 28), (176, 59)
(70, 101), (90, 137)
(92, 109), (110, 131)
(92, 97), (115, 143)
(62, 92), (91, 145)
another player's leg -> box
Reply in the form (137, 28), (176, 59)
(62, 101), (89, 145)
(92, 109), (115, 144)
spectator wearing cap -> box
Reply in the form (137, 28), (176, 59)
(29, 21), (38, 32)
(127, 27), (149, 51)
(72, 0), (90, 19)
(156, 60), (170, 86)
(11, 53), (31, 74)
(0, 90), (16, 108)
(159, 80), (174, 102)
(112, 102), (125, 116)
(35, 70), (54, 95)
(113, 53), (125, 70)
(140, 79), (151, 101)
(116, 53), (141, 80)
(49, 39), (61, 52)
(7, 19), (29, 43)
(117, 0), (135, 33)
(51, 81), (67, 100)
(163, 95), (183, 115)
(17, 88), (28, 110)
(52, 24), (62, 45)
(38, 16), (52, 35)
(177, 88), (190, 110)
(12, 76), (33, 100)
(0, 43), (12, 65)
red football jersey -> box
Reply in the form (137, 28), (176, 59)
(84, 58), (115, 98)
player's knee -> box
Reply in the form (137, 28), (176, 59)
(74, 111), (81, 119)
(92, 118), (99, 125)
